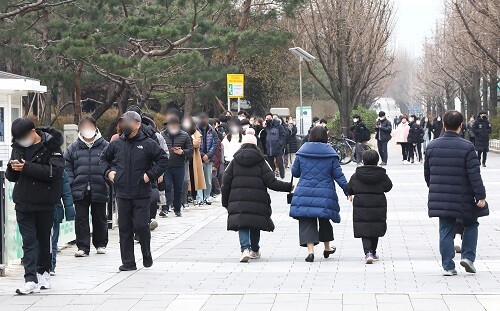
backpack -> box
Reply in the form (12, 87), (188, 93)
(358, 124), (371, 142)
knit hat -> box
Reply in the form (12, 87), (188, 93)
(241, 129), (257, 145)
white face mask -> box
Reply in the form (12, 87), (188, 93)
(416, 120), (421, 125)
(437, 118), (441, 122)
(81, 129), (96, 139)
(18, 137), (34, 148)
(353, 118), (359, 123)
(238, 116), (245, 121)
(409, 117), (414, 122)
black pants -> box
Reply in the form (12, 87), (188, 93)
(16, 210), (53, 282)
(266, 155), (285, 179)
(377, 140), (388, 164)
(164, 165), (185, 213)
(400, 143), (411, 161)
(75, 192), (108, 254)
(298, 218), (334, 247)
(477, 150), (487, 165)
(362, 237), (379, 255)
(149, 187), (160, 220)
(408, 143), (422, 162)
(117, 197), (151, 267)
(469, 137), (475, 145)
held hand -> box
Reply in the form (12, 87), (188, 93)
(477, 199), (486, 208)
(143, 173), (150, 183)
(348, 195), (353, 202)
(158, 175), (164, 184)
(202, 154), (209, 162)
(108, 171), (116, 182)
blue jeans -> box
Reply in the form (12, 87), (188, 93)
(51, 223), (60, 272)
(196, 162), (213, 201)
(439, 217), (479, 270)
(239, 229), (260, 252)
(164, 165), (185, 213)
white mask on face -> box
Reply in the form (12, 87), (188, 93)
(353, 118), (359, 123)
(416, 120), (421, 125)
(238, 116), (245, 121)
(18, 137), (34, 148)
(81, 129), (96, 139)
(409, 117), (414, 122)
(437, 117), (441, 122)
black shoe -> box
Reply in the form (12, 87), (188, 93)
(119, 265), (137, 271)
(323, 247), (337, 258)
(143, 256), (153, 268)
(482, 164), (486, 167)
(159, 209), (168, 217)
(175, 212), (182, 217)
(305, 253), (314, 262)
(134, 233), (139, 242)
(204, 200), (212, 206)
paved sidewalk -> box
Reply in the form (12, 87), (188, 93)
(2, 141), (500, 311)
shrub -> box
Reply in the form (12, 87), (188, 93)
(328, 107), (378, 136)
(490, 115), (500, 139)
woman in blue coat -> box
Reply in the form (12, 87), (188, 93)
(290, 126), (349, 262)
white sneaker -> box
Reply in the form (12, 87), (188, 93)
(240, 249), (251, 263)
(443, 269), (458, 276)
(183, 205), (190, 211)
(74, 250), (89, 257)
(37, 272), (51, 290)
(249, 251), (261, 259)
(49, 271), (56, 276)
(96, 247), (107, 254)
(16, 281), (40, 295)
(149, 219), (158, 231)
(460, 259), (476, 273)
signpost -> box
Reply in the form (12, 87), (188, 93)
(227, 74), (244, 112)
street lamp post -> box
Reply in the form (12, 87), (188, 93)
(289, 47), (315, 135)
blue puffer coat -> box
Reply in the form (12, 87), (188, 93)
(290, 142), (349, 222)
(424, 131), (488, 219)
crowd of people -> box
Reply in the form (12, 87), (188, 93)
(5, 106), (490, 295)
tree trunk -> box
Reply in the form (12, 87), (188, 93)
(184, 87), (194, 117)
(92, 81), (126, 120)
(489, 73), (498, 116)
(73, 61), (84, 124)
(224, 0), (252, 67)
(482, 76), (488, 112)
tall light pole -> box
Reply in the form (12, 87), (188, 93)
(289, 47), (315, 135)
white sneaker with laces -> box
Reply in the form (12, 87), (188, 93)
(460, 259), (476, 273)
(249, 251), (261, 259)
(240, 249), (251, 263)
(96, 247), (107, 254)
(16, 281), (40, 295)
(38, 272), (51, 290)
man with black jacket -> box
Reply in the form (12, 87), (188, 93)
(424, 110), (488, 276)
(160, 116), (193, 217)
(6, 118), (64, 294)
(101, 111), (169, 271)
(375, 111), (392, 165)
(350, 115), (371, 166)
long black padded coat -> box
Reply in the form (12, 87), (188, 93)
(221, 145), (292, 232)
(424, 131), (488, 219)
(348, 166), (393, 238)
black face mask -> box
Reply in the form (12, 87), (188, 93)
(482, 116), (487, 120)
(122, 126), (134, 137)
(266, 119), (272, 126)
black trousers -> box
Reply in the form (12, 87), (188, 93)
(400, 143), (411, 161)
(266, 155), (285, 179)
(117, 197), (151, 267)
(75, 192), (108, 254)
(408, 143), (422, 162)
(377, 140), (388, 163)
(362, 237), (379, 255)
(298, 218), (334, 247)
(477, 151), (487, 165)
(16, 210), (53, 282)
(149, 188), (160, 220)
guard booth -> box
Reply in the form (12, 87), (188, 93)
(0, 71), (48, 270)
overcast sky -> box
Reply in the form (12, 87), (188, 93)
(392, 0), (444, 56)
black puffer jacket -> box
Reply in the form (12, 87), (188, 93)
(407, 122), (424, 144)
(472, 117), (492, 152)
(222, 146), (292, 232)
(424, 131), (488, 219)
(348, 166), (392, 238)
(161, 130), (193, 167)
(375, 118), (392, 142)
(432, 120), (443, 138)
(100, 132), (169, 199)
(288, 123), (299, 153)
(6, 127), (64, 211)
(65, 135), (109, 202)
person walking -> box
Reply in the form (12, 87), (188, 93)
(197, 112), (219, 205)
(392, 116), (411, 164)
(221, 117), (243, 165)
(422, 117), (432, 150)
(6, 118), (64, 294)
(264, 113), (287, 178)
(101, 111), (169, 271)
(65, 117), (110, 257)
(472, 111), (492, 167)
(51, 170), (75, 275)
(467, 116), (476, 145)
(407, 118), (424, 163)
(350, 115), (371, 166)
(222, 132), (292, 262)
(432, 116), (443, 139)
(424, 110), (488, 276)
(290, 126), (349, 262)
(160, 116), (193, 217)
(287, 116), (299, 166)
(375, 111), (392, 166)
(348, 150), (392, 264)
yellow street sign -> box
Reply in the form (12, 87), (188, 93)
(227, 74), (244, 98)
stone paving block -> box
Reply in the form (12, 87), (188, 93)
(343, 293), (376, 305)
(410, 298), (449, 311)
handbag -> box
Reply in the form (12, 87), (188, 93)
(287, 175), (294, 204)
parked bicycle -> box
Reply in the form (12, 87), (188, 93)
(329, 133), (371, 165)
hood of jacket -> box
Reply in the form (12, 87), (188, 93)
(233, 146), (265, 167)
(355, 166), (387, 184)
(78, 129), (103, 148)
(296, 142), (339, 159)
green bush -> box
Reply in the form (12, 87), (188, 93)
(328, 107), (378, 136)
(490, 115), (500, 139)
